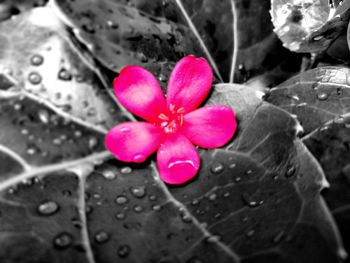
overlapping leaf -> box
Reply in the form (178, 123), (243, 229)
(266, 66), (350, 261)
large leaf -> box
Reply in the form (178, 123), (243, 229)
(51, 0), (299, 85)
(0, 63), (345, 263)
(0, 7), (126, 131)
(265, 66), (350, 261)
(0, 0), (48, 21)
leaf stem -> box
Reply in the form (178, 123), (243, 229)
(229, 0), (238, 83)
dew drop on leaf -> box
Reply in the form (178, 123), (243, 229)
(38, 109), (50, 124)
(118, 244), (131, 258)
(130, 186), (146, 198)
(152, 204), (161, 211)
(102, 169), (116, 180)
(208, 193), (217, 201)
(120, 166), (132, 174)
(317, 92), (328, 101)
(210, 163), (224, 174)
(133, 205), (144, 213)
(285, 165), (296, 177)
(115, 195), (128, 205)
(115, 212), (126, 220)
(30, 54), (44, 66)
(37, 201), (59, 215)
(58, 68), (72, 81)
(28, 72), (42, 85)
(53, 232), (73, 249)
(94, 231), (110, 244)
(246, 229), (255, 237)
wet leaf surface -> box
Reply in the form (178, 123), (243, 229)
(0, 0), (48, 21)
(266, 67), (350, 261)
(0, 7), (125, 131)
(0, 2), (347, 263)
(0, 79), (345, 262)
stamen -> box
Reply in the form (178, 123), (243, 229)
(158, 113), (169, 120)
(180, 114), (184, 126)
(169, 103), (175, 113)
(177, 107), (185, 114)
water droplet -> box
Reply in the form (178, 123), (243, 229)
(120, 166), (132, 174)
(285, 165), (296, 177)
(74, 130), (83, 138)
(58, 68), (72, 81)
(38, 109), (50, 124)
(152, 204), (161, 211)
(245, 169), (253, 175)
(273, 231), (284, 243)
(89, 137), (98, 149)
(26, 147), (37, 155)
(317, 92), (328, 101)
(133, 205), (144, 213)
(31, 55), (44, 66)
(180, 210), (193, 223)
(211, 163), (224, 174)
(206, 235), (221, 243)
(53, 232), (73, 249)
(14, 103), (22, 111)
(102, 169), (116, 180)
(191, 199), (199, 206)
(149, 195), (157, 201)
(37, 201), (59, 215)
(115, 212), (126, 220)
(208, 193), (217, 201)
(94, 231), (110, 244)
(130, 186), (146, 198)
(118, 244), (130, 258)
(242, 193), (263, 208)
(234, 177), (241, 182)
(246, 229), (255, 237)
(115, 195), (128, 205)
(223, 192), (230, 198)
(229, 163), (236, 168)
(28, 72), (42, 85)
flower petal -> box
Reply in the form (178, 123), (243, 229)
(114, 66), (166, 122)
(105, 122), (165, 163)
(182, 105), (236, 148)
(157, 133), (200, 185)
(166, 55), (213, 113)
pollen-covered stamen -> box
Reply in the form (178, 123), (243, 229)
(158, 105), (185, 133)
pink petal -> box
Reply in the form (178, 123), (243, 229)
(166, 55), (213, 113)
(105, 122), (165, 163)
(114, 66), (166, 122)
(157, 133), (200, 185)
(182, 105), (236, 148)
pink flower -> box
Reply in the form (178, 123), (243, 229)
(105, 55), (237, 185)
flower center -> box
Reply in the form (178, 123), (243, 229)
(157, 104), (185, 133)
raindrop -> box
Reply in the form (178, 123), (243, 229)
(26, 147), (37, 155)
(246, 230), (255, 237)
(30, 55), (44, 66)
(115, 212), (126, 220)
(118, 244), (130, 258)
(58, 68), (72, 81)
(234, 177), (241, 182)
(115, 195), (128, 205)
(130, 186), (146, 198)
(245, 169), (253, 175)
(317, 92), (328, 101)
(242, 193), (263, 208)
(37, 201), (59, 215)
(223, 192), (230, 198)
(13, 103), (22, 111)
(38, 109), (50, 124)
(191, 199), (199, 206)
(74, 130), (83, 138)
(89, 137), (98, 149)
(102, 169), (116, 180)
(149, 195), (157, 201)
(206, 235), (221, 243)
(94, 231), (110, 244)
(208, 193), (217, 201)
(152, 204), (161, 211)
(211, 163), (224, 174)
(53, 232), (73, 249)
(87, 107), (96, 117)
(273, 231), (284, 243)
(285, 165), (296, 177)
(133, 205), (144, 213)
(28, 72), (42, 85)
(229, 163), (236, 168)
(120, 166), (132, 174)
